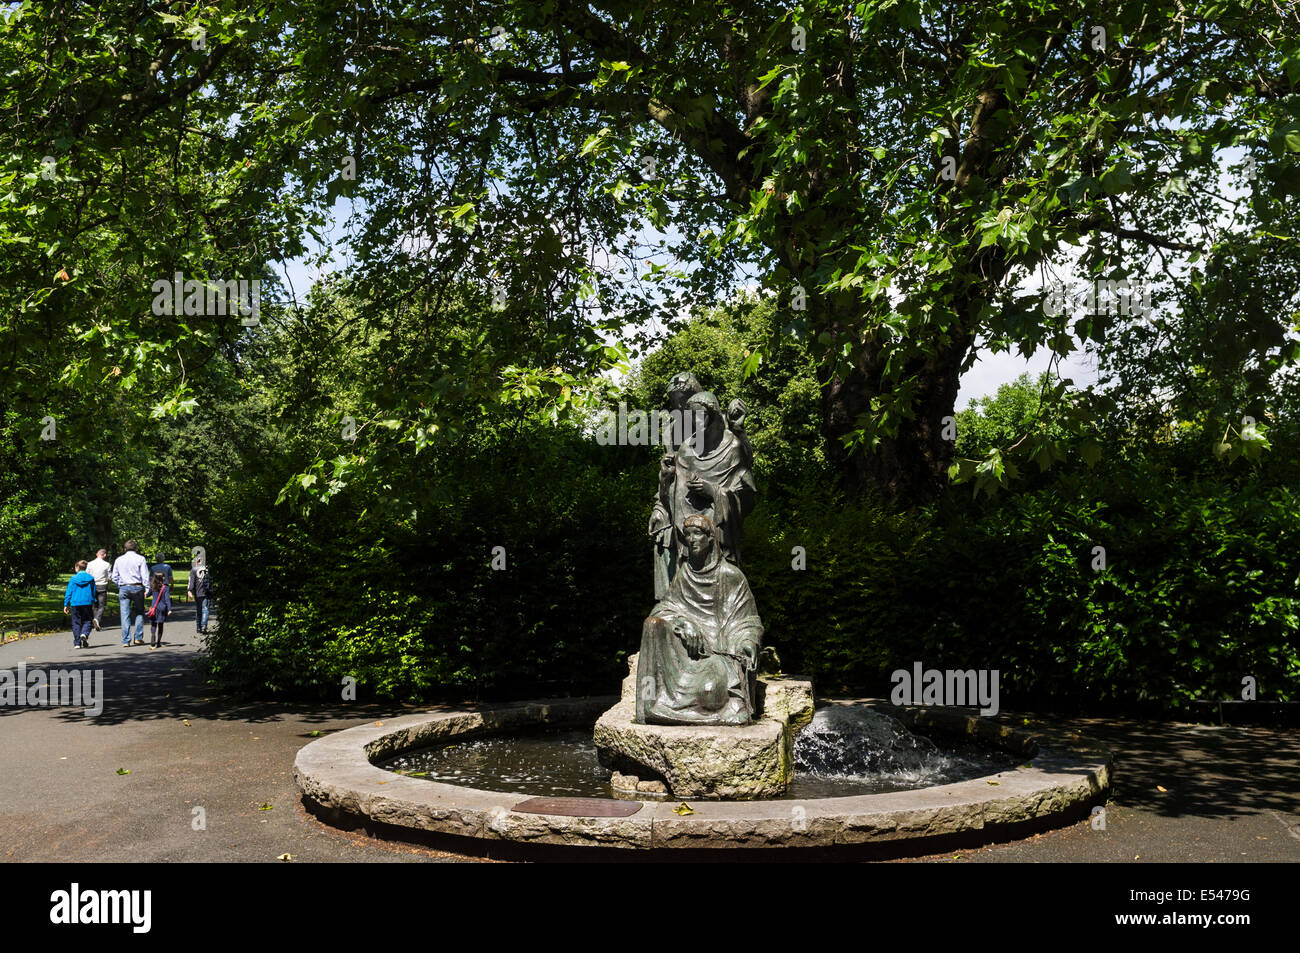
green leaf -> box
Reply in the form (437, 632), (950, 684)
(1100, 166), (1134, 195)
(579, 128), (612, 157)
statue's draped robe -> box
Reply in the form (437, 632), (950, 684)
(648, 407), (692, 599)
(649, 500), (674, 599)
(667, 429), (755, 575)
(636, 537), (764, 725)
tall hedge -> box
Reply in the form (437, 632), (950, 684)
(198, 419), (651, 700)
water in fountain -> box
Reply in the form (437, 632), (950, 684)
(793, 706), (967, 786)
(379, 706), (1019, 799)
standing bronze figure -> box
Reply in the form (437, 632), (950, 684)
(648, 374), (756, 598)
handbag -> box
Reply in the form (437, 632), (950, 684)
(147, 587), (162, 620)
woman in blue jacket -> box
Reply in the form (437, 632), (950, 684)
(63, 560), (97, 648)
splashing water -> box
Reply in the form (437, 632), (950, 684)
(794, 706), (989, 786)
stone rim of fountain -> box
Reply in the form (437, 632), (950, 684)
(294, 696), (1111, 851)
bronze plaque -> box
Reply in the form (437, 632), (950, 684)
(511, 796), (643, 818)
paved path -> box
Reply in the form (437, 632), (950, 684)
(0, 605), (459, 862)
(2, 609), (1297, 862)
(907, 713), (1300, 863)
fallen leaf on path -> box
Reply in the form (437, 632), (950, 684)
(986, 780), (1000, 785)
(309, 730), (321, 737)
(182, 720), (191, 727)
(259, 803), (273, 811)
(277, 853), (293, 862)
(673, 803), (694, 816)
(1156, 785), (1168, 793)
(116, 768), (130, 775)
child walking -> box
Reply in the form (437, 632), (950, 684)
(63, 559), (97, 648)
(146, 570), (172, 648)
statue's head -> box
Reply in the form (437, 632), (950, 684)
(667, 372), (702, 410)
(682, 514), (719, 564)
(685, 390), (722, 425)
(683, 391), (725, 452)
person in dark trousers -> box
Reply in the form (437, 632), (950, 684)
(151, 555), (174, 591)
(63, 559), (97, 648)
(146, 570), (171, 648)
(188, 560), (213, 634)
(86, 548), (111, 630)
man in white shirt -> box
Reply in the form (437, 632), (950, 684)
(86, 548), (112, 631)
(111, 540), (151, 646)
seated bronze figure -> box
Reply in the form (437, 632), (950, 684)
(635, 515), (764, 726)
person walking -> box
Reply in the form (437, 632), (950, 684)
(146, 571), (171, 648)
(86, 548), (111, 631)
(62, 559), (97, 649)
(151, 554), (174, 591)
(188, 560), (213, 635)
(111, 540), (151, 646)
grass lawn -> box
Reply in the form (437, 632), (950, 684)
(0, 570), (191, 641)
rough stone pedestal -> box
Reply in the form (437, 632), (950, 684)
(593, 655), (814, 800)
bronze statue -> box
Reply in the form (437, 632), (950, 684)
(636, 515), (764, 725)
(666, 391), (755, 566)
(648, 373), (756, 598)
(648, 372), (701, 597)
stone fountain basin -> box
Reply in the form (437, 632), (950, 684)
(293, 697), (1111, 851)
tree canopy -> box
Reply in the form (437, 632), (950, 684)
(2, 1), (1298, 505)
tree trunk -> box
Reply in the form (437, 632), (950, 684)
(820, 83), (1010, 503)
(822, 327), (974, 505)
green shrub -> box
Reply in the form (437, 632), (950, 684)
(746, 459), (1300, 713)
(197, 418), (650, 701)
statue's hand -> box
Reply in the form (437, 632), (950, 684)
(673, 619), (704, 656)
(686, 475), (716, 501)
(727, 398), (747, 428)
(648, 502), (669, 536)
(738, 640), (758, 671)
